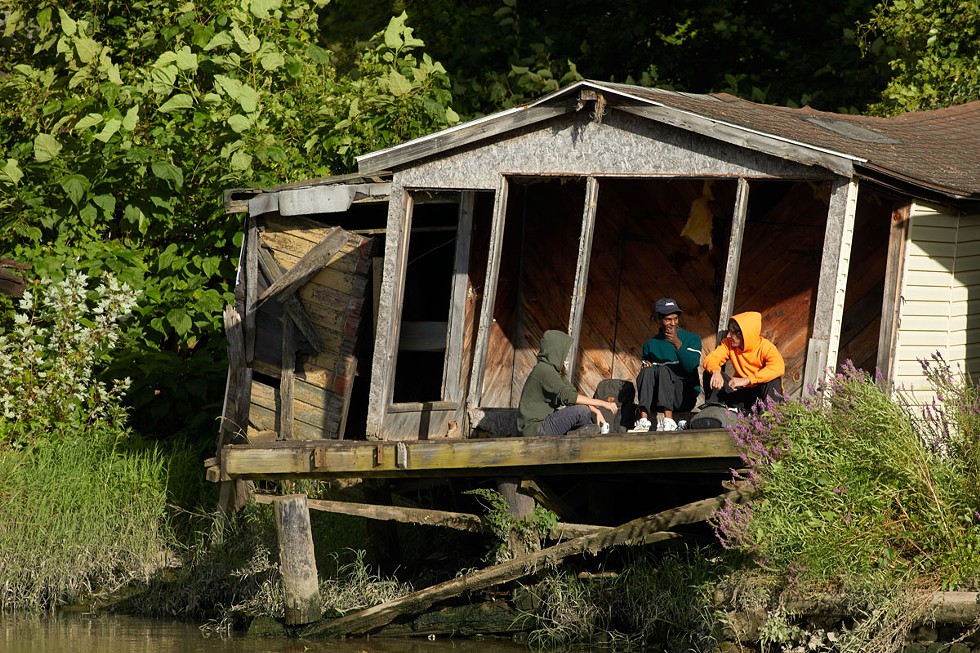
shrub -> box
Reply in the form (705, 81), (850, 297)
(713, 360), (980, 592)
(0, 271), (138, 448)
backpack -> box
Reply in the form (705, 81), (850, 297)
(689, 402), (740, 430)
(593, 379), (636, 433)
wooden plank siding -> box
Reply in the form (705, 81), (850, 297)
(231, 214), (372, 441)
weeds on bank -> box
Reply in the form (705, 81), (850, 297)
(712, 358), (980, 650)
(0, 274), (173, 611)
(523, 547), (730, 651)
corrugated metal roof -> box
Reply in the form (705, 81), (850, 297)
(356, 80), (980, 202)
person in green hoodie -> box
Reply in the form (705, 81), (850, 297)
(516, 330), (619, 436)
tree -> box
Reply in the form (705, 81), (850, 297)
(857, 0), (980, 115)
(0, 0), (457, 438)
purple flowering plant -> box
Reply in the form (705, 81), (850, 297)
(712, 359), (980, 590)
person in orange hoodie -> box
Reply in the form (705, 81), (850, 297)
(702, 311), (784, 414)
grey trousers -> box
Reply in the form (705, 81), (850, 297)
(537, 405), (593, 436)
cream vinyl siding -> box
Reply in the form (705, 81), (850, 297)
(894, 202), (980, 406)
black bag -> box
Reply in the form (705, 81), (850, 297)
(593, 379), (636, 433)
(689, 402), (740, 430)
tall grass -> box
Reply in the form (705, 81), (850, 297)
(0, 272), (175, 611)
(0, 426), (170, 610)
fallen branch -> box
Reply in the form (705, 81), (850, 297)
(301, 488), (754, 637)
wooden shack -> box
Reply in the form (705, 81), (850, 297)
(212, 80), (980, 494)
(209, 79), (980, 632)
(220, 81), (980, 452)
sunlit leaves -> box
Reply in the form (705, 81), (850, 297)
(33, 134), (62, 162)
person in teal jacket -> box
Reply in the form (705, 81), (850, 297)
(634, 298), (703, 431)
(517, 330), (619, 436)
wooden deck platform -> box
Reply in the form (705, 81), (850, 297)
(216, 429), (740, 480)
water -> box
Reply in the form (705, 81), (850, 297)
(0, 613), (533, 653)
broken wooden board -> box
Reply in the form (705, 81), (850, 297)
(251, 493), (606, 539)
(230, 216), (372, 442)
(301, 488), (754, 637)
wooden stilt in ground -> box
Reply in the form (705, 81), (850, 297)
(496, 477), (537, 556)
(273, 494), (321, 625)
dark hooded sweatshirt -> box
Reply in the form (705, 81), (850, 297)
(516, 330), (580, 436)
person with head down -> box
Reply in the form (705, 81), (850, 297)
(702, 311), (785, 414)
(633, 297), (703, 432)
(516, 330), (619, 436)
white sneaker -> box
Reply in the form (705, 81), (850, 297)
(660, 417), (678, 431)
(633, 417), (652, 431)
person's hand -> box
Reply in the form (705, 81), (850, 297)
(728, 376), (750, 390)
(710, 369), (725, 390)
(664, 324), (681, 348)
(605, 400), (619, 415)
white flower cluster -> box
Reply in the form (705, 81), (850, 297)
(0, 271), (140, 437)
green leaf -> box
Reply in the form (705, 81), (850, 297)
(213, 74), (242, 100)
(175, 46), (198, 71)
(122, 106), (139, 131)
(75, 112), (104, 131)
(0, 159), (23, 185)
(75, 37), (100, 63)
(230, 149), (252, 171)
(166, 308), (192, 335)
(58, 8), (76, 36)
(384, 13), (407, 49)
(238, 83), (259, 112)
(158, 243), (178, 270)
(260, 49), (285, 71)
(151, 65), (178, 95)
(203, 31), (234, 51)
(158, 93), (194, 112)
(60, 174), (90, 206)
(388, 70), (412, 96)
(34, 133), (62, 162)
(227, 114), (251, 133)
(151, 161), (184, 189)
(93, 194), (116, 218)
(95, 118), (121, 142)
(231, 26), (260, 54)
(250, 0), (282, 19)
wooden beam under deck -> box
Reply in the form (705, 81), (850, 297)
(220, 430), (740, 480)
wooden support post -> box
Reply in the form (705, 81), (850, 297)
(217, 304), (252, 518)
(718, 177), (749, 344)
(279, 320), (295, 440)
(367, 186), (413, 439)
(804, 176), (860, 388)
(245, 217), (258, 363)
(876, 203), (910, 386)
(469, 176), (510, 408)
(496, 477), (538, 556)
(567, 176), (600, 376)
(273, 494), (321, 626)
(444, 191), (475, 405)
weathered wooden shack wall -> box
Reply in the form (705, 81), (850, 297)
(894, 203), (980, 404)
(392, 111), (827, 189)
(241, 214), (372, 441)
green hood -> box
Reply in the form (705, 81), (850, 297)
(538, 330), (572, 371)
